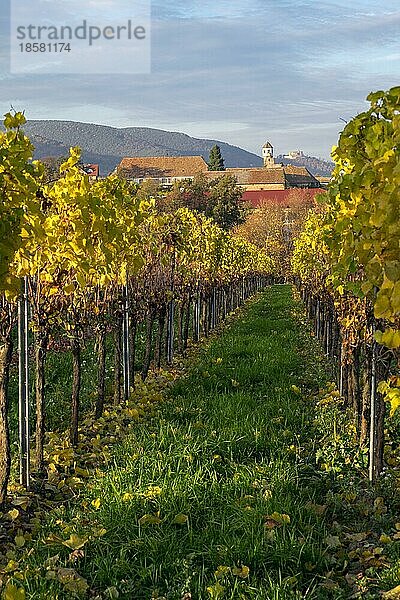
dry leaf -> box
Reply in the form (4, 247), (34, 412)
(57, 567), (89, 594)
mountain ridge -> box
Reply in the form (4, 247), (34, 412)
(23, 120), (263, 174)
(20, 120), (333, 177)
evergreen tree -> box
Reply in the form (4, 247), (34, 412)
(208, 145), (225, 171)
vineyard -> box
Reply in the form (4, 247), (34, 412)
(0, 87), (399, 599)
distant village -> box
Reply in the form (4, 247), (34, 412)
(82, 142), (330, 208)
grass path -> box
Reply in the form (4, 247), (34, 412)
(26, 285), (334, 599)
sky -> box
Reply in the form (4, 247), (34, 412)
(0, 0), (399, 160)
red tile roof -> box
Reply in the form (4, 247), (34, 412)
(117, 156), (208, 179)
(241, 188), (325, 207)
(206, 167), (286, 185)
(82, 164), (99, 178)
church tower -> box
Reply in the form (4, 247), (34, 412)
(262, 141), (274, 168)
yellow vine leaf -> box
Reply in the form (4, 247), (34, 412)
(61, 534), (89, 550)
(7, 509), (20, 521)
(377, 381), (400, 417)
(91, 498), (101, 510)
(4, 583), (26, 600)
(206, 582), (225, 599)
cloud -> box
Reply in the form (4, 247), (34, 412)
(0, 0), (399, 159)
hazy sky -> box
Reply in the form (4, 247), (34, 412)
(1, 0), (399, 159)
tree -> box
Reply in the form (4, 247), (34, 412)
(234, 189), (315, 276)
(208, 145), (225, 171)
(162, 174), (243, 230)
(163, 174), (209, 214)
(207, 174), (245, 230)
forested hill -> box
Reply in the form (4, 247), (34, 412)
(19, 120), (334, 176)
(22, 120), (263, 174)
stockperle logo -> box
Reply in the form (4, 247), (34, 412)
(10, 0), (151, 75)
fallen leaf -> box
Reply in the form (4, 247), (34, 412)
(44, 533), (65, 546)
(68, 549), (85, 563)
(266, 512), (290, 525)
(91, 498), (101, 509)
(172, 513), (188, 525)
(345, 532), (368, 543)
(138, 513), (162, 525)
(92, 527), (107, 538)
(214, 565), (230, 579)
(11, 497), (30, 511)
(57, 567), (89, 594)
(206, 582), (224, 599)
(264, 518), (280, 529)
(122, 492), (134, 502)
(62, 534), (88, 550)
(232, 565), (250, 578)
(4, 583), (26, 600)
(282, 575), (298, 587)
(74, 466), (90, 477)
(14, 534), (25, 548)
(4, 560), (19, 573)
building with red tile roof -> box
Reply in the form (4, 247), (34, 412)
(82, 164), (99, 181)
(206, 164), (319, 191)
(116, 156), (208, 184)
(205, 167), (286, 189)
(116, 141), (320, 193)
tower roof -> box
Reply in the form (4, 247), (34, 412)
(263, 141), (273, 148)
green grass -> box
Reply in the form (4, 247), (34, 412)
(17, 285), (337, 599)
